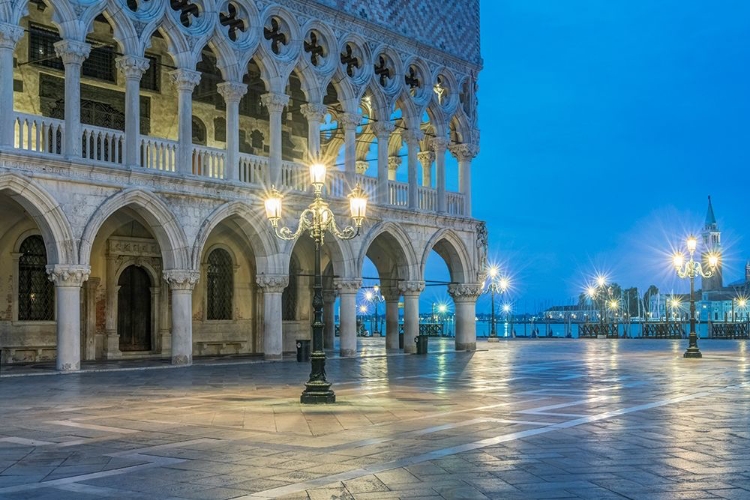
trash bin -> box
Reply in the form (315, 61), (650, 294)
(296, 339), (311, 362)
(398, 332), (404, 349)
(415, 335), (428, 354)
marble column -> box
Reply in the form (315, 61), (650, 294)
(103, 255), (121, 359)
(355, 160), (369, 175)
(323, 289), (337, 350)
(449, 283), (482, 351)
(371, 121), (394, 204)
(217, 81), (248, 182)
(402, 130), (423, 210)
(399, 281), (424, 354)
(115, 55), (150, 167)
(0, 23), (23, 148)
(163, 270), (199, 365)
(47, 265), (90, 371)
(260, 93), (289, 186)
(418, 151), (435, 188)
(54, 40), (91, 158)
(169, 69), (201, 175)
(387, 156), (401, 182)
(256, 274), (288, 360)
(431, 137), (449, 214)
(300, 103), (327, 159)
(159, 276), (171, 355)
(340, 113), (361, 186)
(82, 278), (100, 361)
(336, 279), (361, 357)
(383, 288), (401, 352)
(449, 143), (480, 217)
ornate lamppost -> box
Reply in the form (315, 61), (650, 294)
(484, 266), (509, 342)
(264, 162), (367, 403)
(673, 235), (718, 358)
(586, 275), (611, 335)
(364, 285), (385, 335)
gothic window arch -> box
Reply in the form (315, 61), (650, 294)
(282, 256), (300, 321)
(206, 248), (233, 320)
(18, 235), (54, 321)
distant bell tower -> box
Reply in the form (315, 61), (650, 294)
(701, 195), (722, 291)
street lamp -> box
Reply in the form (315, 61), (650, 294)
(264, 162), (367, 403)
(364, 285), (385, 334)
(673, 235), (718, 358)
(586, 275), (612, 334)
(502, 303), (512, 338)
(484, 266), (509, 341)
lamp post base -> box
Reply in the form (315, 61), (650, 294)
(683, 347), (702, 358)
(301, 389), (336, 404)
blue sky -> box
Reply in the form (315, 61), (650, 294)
(463, 0), (750, 313)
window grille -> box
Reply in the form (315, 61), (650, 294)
(206, 249), (233, 320)
(140, 54), (160, 92)
(18, 235), (54, 321)
(28, 24), (63, 71)
(82, 44), (116, 83)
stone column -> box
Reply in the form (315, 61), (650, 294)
(217, 81), (248, 182)
(402, 130), (423, 210)
(0, 23), (23, 148)
(335, 279), (361, 357)
(104, 255), (121, 359)
(431, 137), (449, 214)
(383, 288), (401, 352)
(115, 55), (149, 167)
(323, 290), (337, 350)
(159, 277), (171, 355)
(449, 143), (480, 217)
(399, 281), (424, 354)
(300, 103), (327, 158)
(340, 113), (361, 186)
(54, 40), (91, 158)
(82, 278), (100, 361)
(256, 274), (288, 360)
(169, 68), (201, 175)
(387, 156), (401, 182)
(47, 265), (90, 371)
(449, 283), (482, 351)
(418, 151), (435, 188)
(260, 93), (289, 186)
(163, 270), (199, 365)
(355, 160), (369, 175)
(372, 121), (394, 204)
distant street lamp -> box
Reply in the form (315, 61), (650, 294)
(586, 275), (613, 335)
(673, 235), (718, 358)
(264, 162), (367, 403)
(484, 266), (509, 342)
(364, 285), (385, 334)
(502, 303), (512, 338)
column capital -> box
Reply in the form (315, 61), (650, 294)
(115, 55), (150, 80)
(54, 40), (91, 66)
(169, 68), (201, 92)
(448, 283), (483, 302)
(382, 287), (401, 301)
(388, 156), (402, 172)
(449, 143), (480, 161)
(299, 103), (328, 122)
(398, 281), (425, 295)
(417, 150), (435, 166)
(47, 265), (91, 287)
(260, 92), (289, 113)
(401, 129), (424, 145)
(335, 279), (362, 293)
(430, 136), (450, 153)
(371, 120), (395, 138)
(256, 273), (289, 293)
(0, 23), (24, 50)
(339, 112), (361, 130)
(355, 160), (370, 174)
(163, 269), (200, 290)
(323, 289), (338, 302)
(217, 81), (248, 104)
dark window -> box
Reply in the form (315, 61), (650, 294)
(206, 249), (233, 320)
(82, 44), (116, 83)
(140, 54), (160, 92)
(192, 116), (206, 145)
(194, 51), (222, 107)
(282, 257), (299, 321)
(28, 24), (63, 71)
(18, 235), (54, 321)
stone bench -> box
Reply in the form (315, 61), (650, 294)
(1, 346), (56, 364)
(195, 341), (246, 356)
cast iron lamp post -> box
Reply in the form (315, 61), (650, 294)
(673, 235), (718, 359)
(587, 275), (611, 335)
(364, 286), (385, 334)
(484, 266), (509, 341)
(264, 162), (367, 403)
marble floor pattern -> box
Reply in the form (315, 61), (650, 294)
(0, 338), (749, 499)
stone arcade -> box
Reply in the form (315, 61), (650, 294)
(0, 0), (483, 370)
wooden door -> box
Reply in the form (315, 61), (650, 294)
(118, 266), (152, 351)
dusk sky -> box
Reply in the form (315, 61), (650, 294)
(464, 0), (750, 313)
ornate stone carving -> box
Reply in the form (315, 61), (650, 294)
(401, 129), (424, 145)
(322, 289), (338, 303)
(476, 221), (488, 276)
(256, 274), (289, 293)
(47, 265), (91, 287)
(299, 103), (328, 123)
(430, 136), (450, 153)
(417, 151), (435, 168)
(449, 143), (480, 162)
(381, 287), (401, 301)
(0, 23), (24, 49)
(355, 160), (369, 175)
(53, 40), (91, 66)
(163, 270), (200, 290)
(339, 112), (362, 130)
(107, 237), (161, 258)
(115, 55), (150, 80)
(217, 81), (248, 103)
(398, 281), (425, 295)
(169, 68), (202, 92)
(388, 156), (402, 172)
(448, 283), (482, 301)
(371, 121), (395, 138)
(335, 279), (362, 293)
(260, 92), (290, 113)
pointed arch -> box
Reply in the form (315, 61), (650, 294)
(357, 221), (418, 281)
(421, 228), (473, 284)
(283, 227), (354, 281)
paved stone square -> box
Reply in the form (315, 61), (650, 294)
(0, 339), (749, 499)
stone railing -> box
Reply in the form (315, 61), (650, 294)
(82, 124), (124, 165)
(238, 152), (267, 184)
(14, 113), (64, 155)
(418, 186), (437, 212)
(140, 136), (177, 172)
(446, 192), (465, 216)
(388, 180), (408, 207)
(356, 174), (378, 199)
(192, 145), (225, 179)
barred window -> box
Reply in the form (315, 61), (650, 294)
(28, 24), (63, 71)
(82, 44), (116, 83)
(140, 54), (160, 92)
(206, 249), (233, 320)
(18, 235), (54, 321)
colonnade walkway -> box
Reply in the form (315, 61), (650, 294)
(0, 339), (749, 499)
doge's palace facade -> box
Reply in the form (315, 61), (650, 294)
(0, 0), (483, 371)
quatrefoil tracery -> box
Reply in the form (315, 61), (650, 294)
(263, 17), (288, 55)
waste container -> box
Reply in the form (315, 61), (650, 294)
(296, 339), (311, 362)
(415, 335), (428, 354)
(398, 332), (404, 349)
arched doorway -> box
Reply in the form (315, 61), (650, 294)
(118, 265), (152, 351)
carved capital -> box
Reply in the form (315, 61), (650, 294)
(115, 55), (150, 80)
(54, 40), (91, 66)
(322, 289), (338, 303)
(430, 137), (450, 153)
(335, 279), (362, 294)
(398, 281), (425, 295)
(382, 287), (401, 301)
(417, 151), (435, 167)
(401, 129), (424, 145)
(371, 121), (395, 138)
(355, 160), (370, 175)
(448, 283), (483, 301)
(388, 156), (402, 172)
(260, 93), (290, 113)
(449, 143), (480, 162)
(340, 112), (362, 130)
(299, 103), (328, 123)
(217, 81), (248, 103)
(256, 274), (289, 293)
(169, 68), (201, 92)
(47, 265), (90, 288)
(0, 23), (24, 50)
(163, 269), (200, 291)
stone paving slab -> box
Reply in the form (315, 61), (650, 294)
(0, 339), (749, 499)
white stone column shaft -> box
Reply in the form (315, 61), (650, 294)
(399, 281), (424, 354)
(261, 93), (289, 186)
(432, 137), (449, 214)
(104, 256), (121, 359)
(418, 151), (435, 188)
(0, 23), (23, 148)
(449, 283), (482, 351)
(159, 278), (171, 355)
(54, 40), (91, 158)
(387, 156), (401, 182)
(402, 130), (423, 210)
(341, 113), (360, 186)
(372, 122), (394, 204)
(169, 69), (201, 175)
(336, 279), (361, 357)
(47, 265), (90, 371)
(449, 143), (479, 218)
(300, 103), (327, 159)
(116, 55), (149, 167)
(83, 278), (100, 361)
(217, 81), (247, 181)
(164, 270), (199, 365)
(256, 274), (288, 360)
(384, 292), (400, 351)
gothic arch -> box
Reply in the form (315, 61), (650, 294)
(0, 173), (76, 265)
(420, 228), (473, 284)
(357, 221), (418, 282)
(79, 188), (190, 269)
(282, 228), (354, 282)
